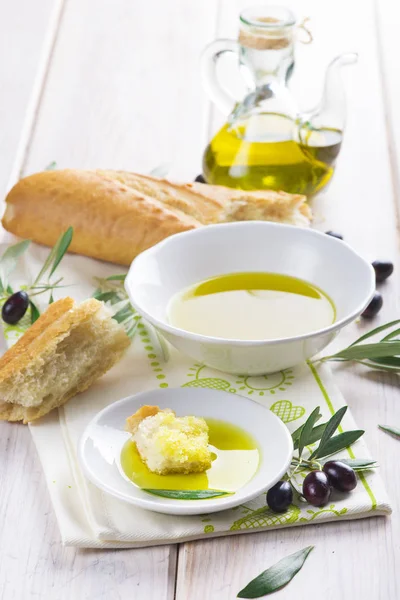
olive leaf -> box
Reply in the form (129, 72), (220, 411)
(125, 319), (139, 339)
(348, 319), (400, 346)
(298, 407), (321, 457)
(378, 424), (400, 439)
(0, 240), (31, 292)
(366, 357), (400, 369)
(113, 303), (135, 324)
(291, 424), (303, 445)
(91, 274), (164, 348)
(33, 227), (73, 285)
(0, 231), (75, 333)
(30, 300), (40, 324)
(318, 320), (400, 372)
(106, 274), (126, 282)
(144, 489), (228, 500)
(92, 291), (120, 303)
(337, 458), (378, 471)
(292, 422), (327, 451)
(352, 359), (400, 373)
(291, 406), (365, 467)
(237, 546), (314, 598)
(381, 328), (400, 342)
(49, 227), (73, 277)
(114, 310), (137, 339)
(332, 342), (400, 361)
(92, 276), (137, 339)
(311, 430), (364, 459)
(148, 163), (172, 178)
(148, 322), (170, 362)
(309, 406), (347, 459)
(92, 275), (128, 296)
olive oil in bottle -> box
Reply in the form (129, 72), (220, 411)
(203, 113), (342, 195)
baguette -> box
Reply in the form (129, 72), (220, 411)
(0, 297), (130, 423)
(2, 169), (311, 266)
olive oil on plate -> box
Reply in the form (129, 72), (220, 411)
(120, 419), (259, 494)
(168, 272), (335, 341)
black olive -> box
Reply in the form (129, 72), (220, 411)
(325, 231), (343, 240)
(266, 480), (293, 513)
(194, 174), (206, 183)
(302, 470), (331, 507)
(372, 260), (394, 283)
(323, 461), (357, 492)
(2, 291), (30, 324)
(362, 292), (383, 319)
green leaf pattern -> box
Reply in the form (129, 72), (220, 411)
(230, 504), (300, 530)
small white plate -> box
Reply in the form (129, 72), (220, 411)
(78, 388), (293, 515)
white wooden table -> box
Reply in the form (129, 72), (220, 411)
(0, 1), (399, 598)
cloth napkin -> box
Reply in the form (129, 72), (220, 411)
(2, 244), (392, 548)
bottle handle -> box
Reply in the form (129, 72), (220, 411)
(201, 39), (240, 115)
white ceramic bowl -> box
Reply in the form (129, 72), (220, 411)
(78, 387), (293, 515)
(125, 222), (375, 375)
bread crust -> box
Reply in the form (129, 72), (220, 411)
(0, 297), (74, 378)
(2, 169), (311, 266)
(0, 297), (130, 423)
(2, 170), (200, 265)
(0, 297), (99, 384)
(125, 405), (162, 434)
(99, 171), (227, 225)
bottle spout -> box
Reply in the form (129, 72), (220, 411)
(312, 52), (358, 130)
(330, 52), (358, 68)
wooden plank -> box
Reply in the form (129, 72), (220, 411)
(0, 0), (217, 598)
(22, 0), (218, 182)
(0, 0), (62, 195)
(375, 0), (400, 218)
(0, 423), (177, 600)
(176, 1), (400, 598)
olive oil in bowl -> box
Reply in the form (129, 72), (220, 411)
(203, 113), (342, 195)
(121, 419), (259, 494)
(168, 272), (335, 341)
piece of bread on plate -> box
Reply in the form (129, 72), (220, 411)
(2, 169), (311, 266)
(126, 405), (212, 475)
(0, 297), (130, 423)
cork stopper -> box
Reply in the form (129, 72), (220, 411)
(239, 8), (296, 50)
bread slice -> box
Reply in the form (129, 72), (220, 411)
(0, 297), (130, 423)
(126, 405), (212, 475)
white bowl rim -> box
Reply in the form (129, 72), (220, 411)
(126, 221), (376, 347)
(78, 388), (294, 515)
